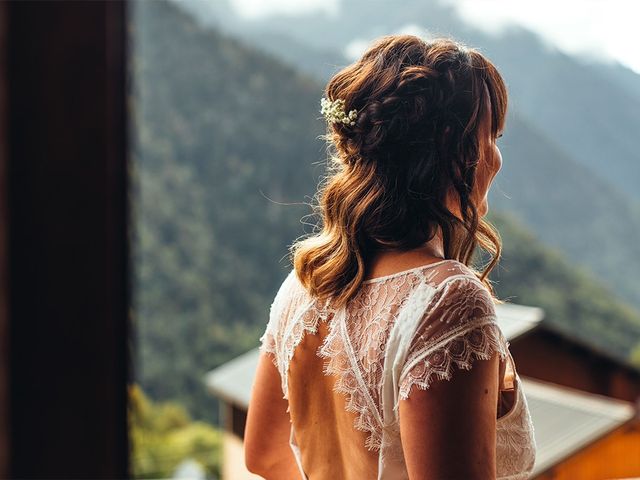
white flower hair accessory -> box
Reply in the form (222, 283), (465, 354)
(320, 97), (358, 126)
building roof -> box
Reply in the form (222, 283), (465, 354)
(205, 347), (260, 408)
(523, 376), (636, 476)
(495, 302), (544, 341)
(535, 319), (640, 373)
(498, 302), (639, 374)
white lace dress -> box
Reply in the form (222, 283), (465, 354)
(260, 259), (537, 479)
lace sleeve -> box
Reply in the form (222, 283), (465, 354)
(259, 269), (297, 360)
(398, 276), (509, 401)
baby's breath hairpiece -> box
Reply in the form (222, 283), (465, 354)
(320, 97), (358, 126)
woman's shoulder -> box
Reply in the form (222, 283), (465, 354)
(269, 268), (304, 316)
(429, 258), (482, 285)
(407, 260), (498, 328)
(420, 258), (490, 294)
(278, 260), (493, 314)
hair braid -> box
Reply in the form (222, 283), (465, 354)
(293, 34), (508, 308)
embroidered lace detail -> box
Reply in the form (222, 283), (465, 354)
(496, 376), (537, 478)
(278, 301), (331, 399)
(258, 270), (294, 364)
(260, 270), (316, 376)
(315, 266), (508, 452)
(399, 276), (509, 400)
(258, 261), (536, 479)
(259, 329), (277, 358)
(318, 274), (425, 450)
(399, 319), (509, 399)
(259, 269), (334, 399)
(379, 420), (405, 467)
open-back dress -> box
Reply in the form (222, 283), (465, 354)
(259, 259), (537, 479)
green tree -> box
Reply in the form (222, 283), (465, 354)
(129, 384), (222, 479)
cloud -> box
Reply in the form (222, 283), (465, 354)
(229, 0), (640, 74)
(229, 0), (339, 19)
(442, 0), (640, 74)
(345, 24), (437, 61)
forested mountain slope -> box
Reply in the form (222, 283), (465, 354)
(176, 0), (640, 310)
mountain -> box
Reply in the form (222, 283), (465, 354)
(178, 0), (640, 200)
(492, 112), (640, 306)
(130, 0), (325, 420)
(489, 210), (640, 368)
(130, 0), (640, 420)
(473, 26), (640, 203)
(170, 0), (640, 310)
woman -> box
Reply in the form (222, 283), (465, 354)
(245, 34), (537, 479)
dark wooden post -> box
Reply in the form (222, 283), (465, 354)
(0, 2), (10, 477)
(0, 1), (130, 477)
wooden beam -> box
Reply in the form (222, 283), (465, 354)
(4, 1), (129, 477)
(0, 2), (10, 477)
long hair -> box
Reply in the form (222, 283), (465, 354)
(291, 35), (507, 308)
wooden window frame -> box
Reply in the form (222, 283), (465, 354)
(0, 1), (130, 477)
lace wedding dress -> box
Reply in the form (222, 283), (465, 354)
(260, 259), (537, 479)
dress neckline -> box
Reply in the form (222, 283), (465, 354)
(361, 258), (455, 285)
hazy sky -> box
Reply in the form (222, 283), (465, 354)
(229, 0), (640, 75)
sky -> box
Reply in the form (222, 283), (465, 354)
(228, 0), (640, 75)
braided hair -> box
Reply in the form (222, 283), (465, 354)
(292, 35), (508, 308)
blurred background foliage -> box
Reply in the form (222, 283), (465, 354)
(129, 384), (222, 478)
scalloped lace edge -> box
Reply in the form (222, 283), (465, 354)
(398, 319), (510, 402)
(318, 316), (384, 451)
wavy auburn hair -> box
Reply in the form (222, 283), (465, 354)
(291, 35), (507, 308)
